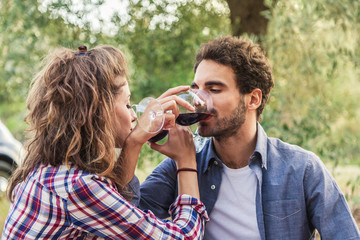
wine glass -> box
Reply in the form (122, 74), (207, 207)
(132, 90), (212, 152)
(175, 89), (212, 152)
(175, 89), (213, 126)
(132, 97), (166, 142)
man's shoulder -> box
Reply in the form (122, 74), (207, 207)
(264, 137), (326, 183)
(267, 137), (319, 163)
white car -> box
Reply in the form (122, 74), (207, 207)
(0, 121), (25, 194)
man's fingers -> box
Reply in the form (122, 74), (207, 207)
(148, 141), (168, 156)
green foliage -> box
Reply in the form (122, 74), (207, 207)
(0, 0), (107, 101)
(109, 0), (231, 102)
(0, 0), (104, 136)
(262, 0), (360, 166)
(0, 0), (359, 173)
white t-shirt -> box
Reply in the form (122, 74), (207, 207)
(204, 164), (261, 240)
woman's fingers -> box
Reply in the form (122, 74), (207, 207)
(163, 110), (176, 129)
(158, 95), (194, 113)
(161, 99), (179, 118)
(144, 86), (196, 134)
(158, 85), (190, 99)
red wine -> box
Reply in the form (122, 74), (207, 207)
(176, 113), (211, 126)
(148, 113), (211, 142)
(148, 130), (169, 142)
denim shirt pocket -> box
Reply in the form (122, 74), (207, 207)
(263, 199), (300, 219)
(263, 199), (303, 238)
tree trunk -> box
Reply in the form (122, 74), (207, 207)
(226, 0), (269, 37)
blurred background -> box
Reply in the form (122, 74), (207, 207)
(0, 0), (359, 234)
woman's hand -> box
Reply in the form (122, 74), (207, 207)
(156, 86), (195, 130)
(149, 124), (196, 169)
(127, 86), (195, 146)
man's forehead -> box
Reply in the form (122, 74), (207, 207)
(193, 60), (236, 87)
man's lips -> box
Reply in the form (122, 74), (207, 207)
(200, 114), (213, 122)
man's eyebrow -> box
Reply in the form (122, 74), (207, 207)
(205, 81), (226, 87)
(191, 81), (226, 88)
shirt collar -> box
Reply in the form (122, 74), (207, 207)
(198, 122), (268, 173)
(253, 122), (268, 169)
(198, 138), (220, 174)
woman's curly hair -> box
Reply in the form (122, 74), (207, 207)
(8, 45), (132, 200)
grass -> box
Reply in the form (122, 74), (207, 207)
(0, 196), (9, 233)
(326, 162), (360, 208)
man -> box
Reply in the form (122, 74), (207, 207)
(139, 36), (360, 239)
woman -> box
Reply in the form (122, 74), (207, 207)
(2, 45), (208, 239)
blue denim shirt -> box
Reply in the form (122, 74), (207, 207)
(139, 123), (360, 239)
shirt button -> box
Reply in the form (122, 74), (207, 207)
(214, 161), (218, 165)
(211, 185), (216, 190)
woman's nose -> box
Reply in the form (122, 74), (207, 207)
(131, 108), (137, 122)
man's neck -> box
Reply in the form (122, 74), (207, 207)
(213, 121), (257, 169)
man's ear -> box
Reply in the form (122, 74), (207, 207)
(247, 88), (262, 110)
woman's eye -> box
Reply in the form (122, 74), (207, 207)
(126, 104), (132, 109)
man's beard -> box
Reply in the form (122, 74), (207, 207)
(198, 97), (246, 140)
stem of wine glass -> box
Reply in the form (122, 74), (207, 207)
(193, 127), (208, 153)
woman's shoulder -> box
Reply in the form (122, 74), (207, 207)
(29, 164), (104, 198)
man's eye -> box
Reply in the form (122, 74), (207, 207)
(210, 89), (221, 93)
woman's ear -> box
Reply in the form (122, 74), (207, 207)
(247, 88), (262, 110)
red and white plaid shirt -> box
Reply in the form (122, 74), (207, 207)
(2, 164), (208, 239)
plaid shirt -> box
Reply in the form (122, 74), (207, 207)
(2, 164), (208, 239)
